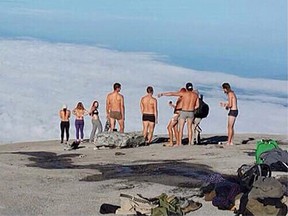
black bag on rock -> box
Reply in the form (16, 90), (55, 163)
(237, 163), (271, 192)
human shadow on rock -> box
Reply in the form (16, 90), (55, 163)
(11, 151), (81, 169)
(196, 136), (228, 145)
(11, 150), (220, 188)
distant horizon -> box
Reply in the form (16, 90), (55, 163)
(0, 0), (287, 80)
(0, 1), (287, 143)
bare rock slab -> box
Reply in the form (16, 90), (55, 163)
(94, 131), (146, 148)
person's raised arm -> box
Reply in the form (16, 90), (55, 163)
(84, 109), (89, 116)
(169, 101), (176, 109)
(155, 99), (158, 124)
(158, 91), (180, 98)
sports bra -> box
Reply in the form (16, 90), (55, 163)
(92, 109), (99, 115)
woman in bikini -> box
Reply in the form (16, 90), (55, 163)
(89, 100), (103, 143)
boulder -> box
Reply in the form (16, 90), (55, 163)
(94, 131), (146, 148)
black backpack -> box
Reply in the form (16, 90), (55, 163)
(194, 95), (209, 119)
(237, 164), (271, 192)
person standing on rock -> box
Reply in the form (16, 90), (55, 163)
(72, 102), (89, 142)
(106, 83), (125, 132)
(89, 100), (103, 143)
(220, 82), (238, 146)
(59, 104), (71, 144)
(165, 87), (186, 146)
(158, 82), (199, 146)
(140, 86), (158, 144)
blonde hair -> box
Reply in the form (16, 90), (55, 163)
(76, 102), (85, 110)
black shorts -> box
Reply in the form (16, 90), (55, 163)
(228, 110), (238, 117)
(142, 114), (156, 123)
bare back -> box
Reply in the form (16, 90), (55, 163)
(141, 95), (157, 115)
(180, 91), (199, 111)
(106, 92), (123, 112)
(59, 110), (71, 121)
(73, 109), (86, 120)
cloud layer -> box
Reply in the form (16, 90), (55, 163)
(0, 39), (287, 144)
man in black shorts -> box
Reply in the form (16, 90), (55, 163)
(220, 83), (239, 146)
(140, 86), (158, 144)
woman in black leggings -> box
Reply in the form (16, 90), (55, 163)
(59, 104), (71, 144)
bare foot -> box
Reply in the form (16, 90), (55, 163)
(173, 144), (182, 147)
(163, 142), (174, 147)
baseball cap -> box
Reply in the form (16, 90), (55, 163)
(62, 104), (67, 109)
(186, 82), (193, 90)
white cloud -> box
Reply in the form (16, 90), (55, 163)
(0, 39), (287, 144)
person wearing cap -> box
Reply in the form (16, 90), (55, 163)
(59, 104), (71, 144)
(158, 82), (199, 145)
(165, 87), (186, 146)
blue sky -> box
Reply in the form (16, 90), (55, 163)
(0, 0), (287, 79)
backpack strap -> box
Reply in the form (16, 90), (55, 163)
(260, 164), (272, 177)
(235, 193), (249, 216)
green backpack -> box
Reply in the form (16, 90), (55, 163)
(151, 193), (183, 216)
(255, 139), (279, 164)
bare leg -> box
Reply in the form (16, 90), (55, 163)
(118, 119), (125, 133)
(192, 118), (201, 144)
(227, 116), (236, 145)
(167, 120), (174, 145)
(177, 119), (185, 145)
(147, 122), (155, 143)
(172, 121), (179, 145)
(109, 118), (116, 131)
(186, 118), (193, 145)
(142, 121), (149, 141)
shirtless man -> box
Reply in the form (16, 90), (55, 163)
(220, 83), (238, 146)
(166, 88), (186, 146)
(106, 83), (125, 132)
(140, 86), (158, 144)
(158, 82), (199, 145)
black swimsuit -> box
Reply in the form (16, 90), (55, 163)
(142, 114), (156, 123)
(228, 110), (238, 117)
(92, 109), (99, 115)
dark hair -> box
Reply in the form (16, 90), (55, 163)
(186, 82), (193, 91)
(113, 83), (121, 90)
(92, 100), (99, 108)
(146, 86), (154, 93)
(222, 83), (231, 91)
